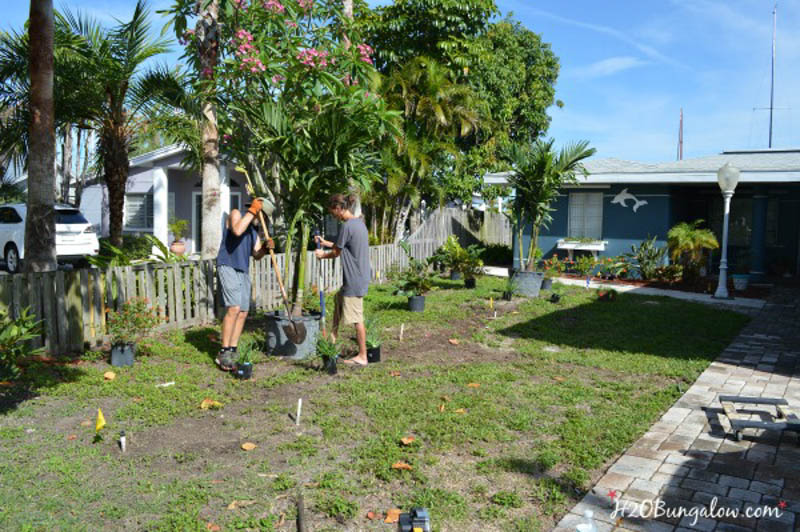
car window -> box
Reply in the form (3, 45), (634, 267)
(56, 209), (89, 225)
(0, 207), (21, 224)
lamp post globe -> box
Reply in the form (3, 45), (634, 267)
(713, 163), (740, 299)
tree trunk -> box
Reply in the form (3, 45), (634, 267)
(291, 222), (310, 317)
(59, 124), (72, 203)
(25, 0), (57, 273)
(104, 129), (129, 248)
(73, 129), (90, 208)
(394, 196), (412, 243)
(198, 0), (221, 259)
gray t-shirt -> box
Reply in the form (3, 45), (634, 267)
(335, 217), (370, 297)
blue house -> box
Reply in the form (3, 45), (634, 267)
(487, 149), (800, 277)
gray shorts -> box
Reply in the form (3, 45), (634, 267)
(218, 264), (252, 312)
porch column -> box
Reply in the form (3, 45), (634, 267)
(220, 162), (231, 232)
(152, 166), (169, 247)
(750, 187), (768, 280)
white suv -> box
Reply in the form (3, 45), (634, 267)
(0, 203), (100, 273)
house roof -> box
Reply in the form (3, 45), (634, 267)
(485, 148), (800, 185)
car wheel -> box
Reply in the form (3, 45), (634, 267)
(5, 244), (20, 274)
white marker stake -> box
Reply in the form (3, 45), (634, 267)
(296, 398), (302, 426)
(399, 323), (405, 342)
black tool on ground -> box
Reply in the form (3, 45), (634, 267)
(397, 508), (431, 532)
(238, 167), (306, 344)
(718, 395), (800, 442)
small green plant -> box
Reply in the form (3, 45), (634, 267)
(574, 254), (597, 277)
(459, 244), (485, 280)
(625, 236), (667, 280)
(542, 255), (564, 278)
(168, 218), (189, 241)
(0, 307), (44, 380)
(653, 264), (684, 283)
(503, 276), (518, 295)
(272, 473), (295, 492)
(317, 493), (358, 520)
(565, 236), (599, 244)
(144, 235), (186, 263)
(107, 298), (161, 346)
(316, 335), (340, 362)
(365, 316), (381, 349)
(491, 490), (524, 508)
(394, 241), (435, 297)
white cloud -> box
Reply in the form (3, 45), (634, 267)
(569, 56), (649, 79)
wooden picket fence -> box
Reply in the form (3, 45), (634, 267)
(0, 240), (443, 355)
(407, 207), (511, 247)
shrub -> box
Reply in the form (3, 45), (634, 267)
(0, 307), (44, 380)
(654, 264), (684, 283)
(667, 220), (718, 281)
(479, 244), (512, 266)
(393, 242), (435, 297)
(625, 236), (666, 280)
(574, 254), (596, 277)
(107, 298), (161, 345)
(316, 335), (340, 362)
(542, 255), (565, 278)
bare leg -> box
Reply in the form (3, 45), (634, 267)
(344, 322), (368, 365)
(230, 311), (249, 348)
(221, 306), (241, 347)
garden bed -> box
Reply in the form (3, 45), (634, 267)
(556, 273), (772, 300)
(0, 278), (749, 531)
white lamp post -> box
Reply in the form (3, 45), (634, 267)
(713, 163), (740, 299)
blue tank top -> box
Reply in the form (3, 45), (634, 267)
(216, 225), (256, 273)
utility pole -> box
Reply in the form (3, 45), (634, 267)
(769, 3), (776, 148)
(677, 108), (683, 161)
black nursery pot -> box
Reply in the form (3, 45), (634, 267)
(464, 278), (477, 289)
(111, 343), (135, 367)
(367, 346), (381, 363)
(324, 356), (338, 375)
(236, 362), (253, 379)
(541, 278), (553, 291)
(449, 271), (462, 281)
(408, 295), (426, 312)
(502, 291), (513, 301)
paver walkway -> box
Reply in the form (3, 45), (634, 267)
(554, 286), (800, 532)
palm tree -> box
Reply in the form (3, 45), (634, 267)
(505, 139), (596, 271)
(667, 220), (719, 280)
(381, 56), (483, 242)
(25, 0), (57, 272)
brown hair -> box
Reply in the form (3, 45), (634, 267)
(328, 193), (356, 210)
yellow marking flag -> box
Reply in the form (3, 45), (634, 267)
(95, 408), (106, 432)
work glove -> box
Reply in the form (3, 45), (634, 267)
(247, 197), (265, 216)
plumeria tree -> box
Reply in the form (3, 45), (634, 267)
(168, 0), (398, 315)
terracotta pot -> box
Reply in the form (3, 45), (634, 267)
(170, 241), (186, 256)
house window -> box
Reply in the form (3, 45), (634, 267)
(568, 192), (603, 240)
(125, 193), (154, 230)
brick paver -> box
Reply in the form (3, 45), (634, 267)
(553, 287), (800, 531)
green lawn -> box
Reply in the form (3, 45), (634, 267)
(0, 278), (749, 531)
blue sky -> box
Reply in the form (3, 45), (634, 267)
(4, 0), (799, 162)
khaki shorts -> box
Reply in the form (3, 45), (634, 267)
(333, 291), (364, 327)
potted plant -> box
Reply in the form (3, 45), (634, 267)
(365, 317), (381, 363)
(504, 139), (596, 297)
(394, 242), (434, 312)
(502, 276), (517, 301)
(541, 256), (564, 290)
(438, 236), (464, 280)
(460, 245), (484, 289)
(732, 252), (750, 291)
(316, 335), (340, 375)
(597, 288), (618, 302)
(168, 218), (189, 256)
(106, 298), (160, 367)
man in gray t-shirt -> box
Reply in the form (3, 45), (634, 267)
(315, 194), (371, 365)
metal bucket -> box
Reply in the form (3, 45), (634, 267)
(513, 271), (544, 297)
(264, 311), (321, 360)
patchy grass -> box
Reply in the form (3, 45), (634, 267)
(0, 277), (749, 531)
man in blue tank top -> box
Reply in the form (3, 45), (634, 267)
(216, 198), (272, 371)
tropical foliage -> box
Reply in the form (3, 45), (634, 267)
(667, 220), (719, 281)
(625, 236), (667, 281)
(505, 139), (595, 271)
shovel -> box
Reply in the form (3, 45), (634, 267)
(238, 168), (306, 344)
(315, 230), (327, 338)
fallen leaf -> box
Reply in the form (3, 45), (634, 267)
(467, 382), (480, 388)
(200, 398), (223, 410)
(277, 513), (285, 527)
(67, 434), (77, 440)
(454, 408), (467, 414)
(0, 381), (13, 388)
(132, 396), (143, 403)
(438, 404), (446, 412)
(391, 461), (413, 471)
(440, 395), (450, 402)
(400, 436), (415, 446)
(366, 511), (377, 520)
(103, 371), (116, 381)
(304, 482), (319, 488)
(385, 508), (402, 523)
(511, 311), (519, 315)
(241, 442), (257, 451)
(390, 371), (401, 377)
(227, 500), (256, 510)
(80, 420), (92, 427)
(552, 376), (566, 382)
(206, 523), (220, 532)
(211, 479), (224, 484)
(448, 338), (460, 345)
